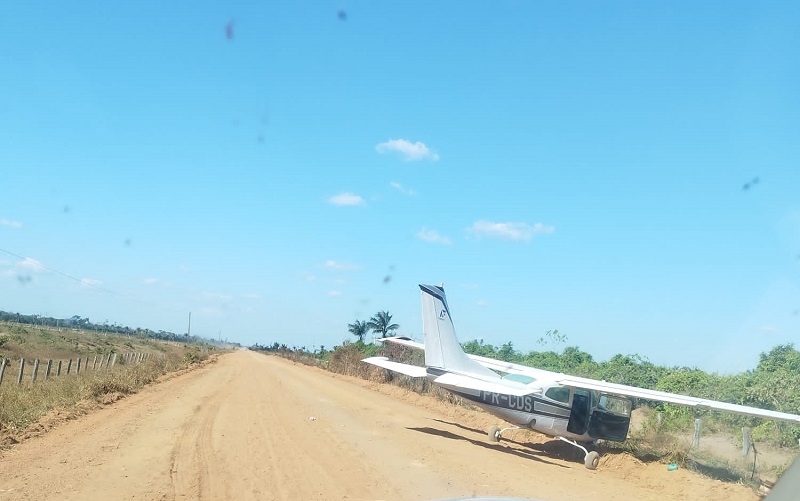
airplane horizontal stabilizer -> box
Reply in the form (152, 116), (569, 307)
(433, 372), (534, 397)
(378, 336), (425, 350)
(362, 357), (427, 378)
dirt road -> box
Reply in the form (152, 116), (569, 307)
(0, 351), (758, 500)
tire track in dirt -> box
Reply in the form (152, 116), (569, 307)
(169, 398), (223, 499)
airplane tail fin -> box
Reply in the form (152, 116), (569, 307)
(419, 283), (498, 379)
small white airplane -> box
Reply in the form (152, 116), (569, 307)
(363, 283), (800, 469)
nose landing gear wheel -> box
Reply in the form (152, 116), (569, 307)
(584, 451), (600, 470)
(488, 426), (501, 443)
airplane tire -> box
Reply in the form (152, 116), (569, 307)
(584, 451), (600, 470)
(488, 426), (501, 443)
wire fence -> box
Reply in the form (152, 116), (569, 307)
(0, 352), (156, 386)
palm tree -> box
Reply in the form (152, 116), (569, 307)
(347, 319), (369, 342)
(367, 311), (399, 339)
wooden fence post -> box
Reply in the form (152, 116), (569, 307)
(742, 427), (752, 457)
(57, 360), (62, 376)
(105, 353), (112, 368)
(66, 359), (72, 375)
(0, 358), (7, 385)
(32, 359), (40, 382)
(45, 360), (53, 380)
(17, 358), (25, 385)
(111, 353), (117, 368)
(692, 418), (702, 448)
(85, 357), (89, 371)
(76, 358), (81, 374)
(92, 355), (98, 370)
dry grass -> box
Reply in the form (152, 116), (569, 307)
(0, 321), (168, 362)
(0, 348), (211, 445)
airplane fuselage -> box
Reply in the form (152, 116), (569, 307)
(429, 370), (631, 443)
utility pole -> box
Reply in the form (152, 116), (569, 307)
(187, 312), (192, 337)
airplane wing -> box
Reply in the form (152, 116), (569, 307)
(554, 375), (800, 423)
(379, 337), (800, 424)
(484, 359), (800, 423)
(362, 356), (427, 377)
(432, 372), (536, 397)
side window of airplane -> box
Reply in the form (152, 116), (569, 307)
(598, 394), (633, 416)
(545, 387), (570, 403)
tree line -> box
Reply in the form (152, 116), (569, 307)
(0, 310), (231, 347)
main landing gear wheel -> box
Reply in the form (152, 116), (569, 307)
(557, 436), (601, 470)
(584, 451), (600, 470)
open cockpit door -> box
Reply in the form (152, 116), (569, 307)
(587, 394), (632, 442)
(566, 389), (592, 435)
(567, 389), (632, 441)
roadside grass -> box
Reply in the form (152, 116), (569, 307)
(0, 346), (213, 445)
(617, 407), (799, 488)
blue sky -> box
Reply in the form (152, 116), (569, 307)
(1, 1), (798, 373)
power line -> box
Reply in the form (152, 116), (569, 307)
(0, 247), (181, 313)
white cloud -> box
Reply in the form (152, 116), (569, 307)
(417, 228), (452, 245)
(323, 260), (362, 271)
(143, 277), (159, 284)
(390, 181), (416, 196)
(16, 257), (46, 272)
(467, 220), (555, 242)
(0, 219), (22, 229)
(328, 193), (365, 206)
(376, 139), (439, 162)
(197, 306), (224, 318)
(301, 272), (317, 282)
(476, 300), (489, 307)
(81, 278), (102, 288)
(200, 291), (234, 303)
(327, 290), (343, 297)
